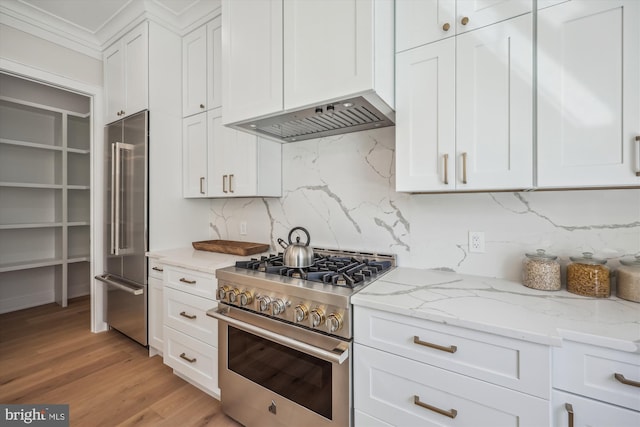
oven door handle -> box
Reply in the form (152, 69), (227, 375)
(208, 309), (349, 365)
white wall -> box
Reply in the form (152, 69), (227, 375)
(208, 127), (640, 282)
(0, 24), (102, 87)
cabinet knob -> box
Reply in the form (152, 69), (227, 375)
(461, 16), (469, 26)
(200, 103), (205, 109)
(442, 22), (451, 32)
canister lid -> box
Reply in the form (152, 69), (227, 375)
(620, 254), (640, 268)
(525, 249), (558, 260)
(569, 251), (607, 265)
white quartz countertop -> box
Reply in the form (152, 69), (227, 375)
(351, 267), (640, 353)
(146, 247), (268, 274)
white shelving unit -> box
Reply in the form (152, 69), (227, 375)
(0, 73), (91, 313)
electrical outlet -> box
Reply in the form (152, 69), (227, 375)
(469, 231), (485, 253)
(240, 221), (247, 235)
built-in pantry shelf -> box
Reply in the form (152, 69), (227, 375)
(0, 73), (92, 313)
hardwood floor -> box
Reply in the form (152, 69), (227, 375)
(0, 296), (241, 427)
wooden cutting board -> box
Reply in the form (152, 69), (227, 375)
(192, 240), (270, 256)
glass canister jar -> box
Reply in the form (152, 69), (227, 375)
(566, 252), (610, 298)
(617, 254), (640, 303)
(522, 249), (561, 291)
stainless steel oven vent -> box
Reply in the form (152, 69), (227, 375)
(233, 95), (395, 143)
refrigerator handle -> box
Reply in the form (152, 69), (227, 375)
(113, 142), (134, 255)
(110, 143), (117, 255)
(96, 274), (144, 296)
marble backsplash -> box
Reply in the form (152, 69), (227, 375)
(208, 127), (640, 282)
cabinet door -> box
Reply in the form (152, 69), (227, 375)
(456, 0), (532, 35)
(123, 23), (148, 117)
(396, 0), (455, 52)
(396, 38), (456, 192)
(284, 0), (373, 109)
(207, 17), (222, 111)
(182, 113), (208, 198)
(552, 390), (640, 427)
(222, 0), (283, 125)
(537, 0), (640, 187)
(456, 14), (533, 190)
(104, 43), (124, 124)
(208, 108), (226, 197)
(183, 26), (208, 117)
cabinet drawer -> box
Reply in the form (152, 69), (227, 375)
(164, 287), (218, 346)
(354, 307), (550, 398)
(163, 326), (219, 397)
(165, 265), (216, 299)
(354, 344), (549, 427)
(553, 341), (640, 411)
(552, 389), (640, 427)
(148, 259), (164, 280)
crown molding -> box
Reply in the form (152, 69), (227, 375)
(1, 0), (221, 58)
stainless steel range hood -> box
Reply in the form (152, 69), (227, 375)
(228, 92), (395, 143)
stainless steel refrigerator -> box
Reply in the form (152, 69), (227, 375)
(96, 110), (149, 346)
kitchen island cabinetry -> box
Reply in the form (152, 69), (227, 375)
(103, 22), (148, 124)
(396, 13), (533, 192)
(354, 306), (550, 426)
(0, 78), (91, 313)
(537, 0), (640, 188)
(551, 341), (640, 426)
(182, 17), (222, 117)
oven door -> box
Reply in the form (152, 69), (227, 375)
(208, 305), (351, 427)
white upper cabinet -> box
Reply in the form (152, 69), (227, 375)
(283, 0), (392, 110)
(183, 17), (222, 117)
(222, 0), (283, 125)
(396, 13), (533, 192)
(537, 0), (640, 188)
(103, 22), (149, 124)
(222, 0), (393, 126)
(396, 0), (532, 53)
(208, 108), (281, 198)
(182, 113), (208, 198)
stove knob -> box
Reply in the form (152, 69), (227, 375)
(310, 308), (326, 328)
(227, 288), (240, 304)
(271, 298), (286, 316)
(217, 285), (230, 301)
(294, 304), (309, 322)
(327, 313), (343, 332)
(239, 291), (253, 307)
(257, 295), (271, 312)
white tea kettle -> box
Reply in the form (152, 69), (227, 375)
(277, 226), (315, 268)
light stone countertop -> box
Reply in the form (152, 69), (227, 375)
(146, 247), (269, 274)
(351, 267), (640, 353)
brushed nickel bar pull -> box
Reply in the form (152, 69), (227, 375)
(179, 311), (197, 320)
(413, 395), (457, 419)
(615, 373), (640, 388)
(229, 174), (234, 193)
(565, 403), (574, 427)
(179, 353), (197, 363)
(199, 177), (205, 194)
(152, 266), (163, 272)
(223, 175), (228, 193)
(414, 336), (457, 353)
(635, 136), (640, 176)
(179, 278), (196, 284)
(443, 153), (449, 185)
(461, 152), (468, 184)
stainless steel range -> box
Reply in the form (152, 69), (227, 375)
(207, 247), (395, 427)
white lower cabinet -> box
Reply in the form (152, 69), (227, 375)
(551, 341), (640, 427)
(163, 265), (219, 398)
(354, 307), (551, 426)
(147, 258), (164, 356)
